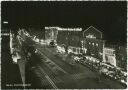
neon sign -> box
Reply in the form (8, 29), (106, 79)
(86, 34), (96, 39)
(45, 27), (82, 31)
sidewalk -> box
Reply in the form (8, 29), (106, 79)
(1, 36), (23, 89)
(15, 35), (26, 88)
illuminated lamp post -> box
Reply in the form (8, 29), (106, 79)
(3, 21), (9, 31)
(81, 40), (84, 55)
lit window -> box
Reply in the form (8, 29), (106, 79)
(92, 43), (94, 46)
(96, 43), (98, 46)
(84, 48), (87, 53)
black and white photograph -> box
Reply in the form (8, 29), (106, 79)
(1, 1), (127, 89)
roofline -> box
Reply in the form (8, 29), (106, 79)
(104, 47), (115, 51)
(83, 26), (102, 39)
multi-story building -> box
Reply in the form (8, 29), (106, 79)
(83, 26), (105, 60)
(103, 47), (116, 66)
(45, 27), (58, 44)
(115, 46), (127, 71)
(56, 27), (85, 54)
(104, 43), (127, 71)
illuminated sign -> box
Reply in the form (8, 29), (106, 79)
(104, 48), (115, 56)
(45, 27), (59, 29)
(45, 27), (82, 31)
(58, 28), (82, 31)
(86, 34), (96, 39)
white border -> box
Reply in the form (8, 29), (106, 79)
(0, 1), (127, 90)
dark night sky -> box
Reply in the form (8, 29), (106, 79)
(1, 1), (127, 45)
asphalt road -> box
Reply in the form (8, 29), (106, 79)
(25, 42), (126, 89)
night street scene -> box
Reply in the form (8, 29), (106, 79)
(1, 1), (127, 89)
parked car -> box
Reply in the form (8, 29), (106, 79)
(49, 40), (57, 47)
(73, 56), (81, 62)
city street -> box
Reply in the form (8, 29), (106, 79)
(24, 38), (126, 89)
(2, 1), (127, 89)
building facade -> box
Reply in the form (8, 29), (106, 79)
(45, 27), (58, 44)
(103, 43), (127, 71)
(56, 27), (84, 54)
(103, 47), (116, 66)
(45, 27), (58, 41)
(83, 26), (105, 60)
(115, 46), (127, 71)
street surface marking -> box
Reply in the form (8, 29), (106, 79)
(34, 69), (49, 86)
(38, 66), (58, 89)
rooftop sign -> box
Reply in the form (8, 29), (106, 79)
(45, 27), (82, 31)
(86, 34), (96, 39)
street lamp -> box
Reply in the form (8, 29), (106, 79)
(81, 40), (84, 56)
